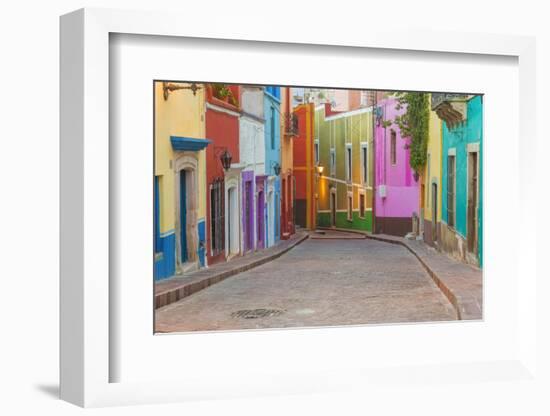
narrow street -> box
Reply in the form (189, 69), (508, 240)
(155, 236), (457, 332)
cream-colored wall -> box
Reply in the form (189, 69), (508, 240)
(154, 82), (206, 232)
(423, 103), (442, 222)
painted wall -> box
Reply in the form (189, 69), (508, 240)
(264, 87), (281, 245)
(315, 103), (374, 231)
(205, 84), (241, 265)
(293, 103), (316, 229)
(441, 95), (483, 265)
(421, 96), (443, 246)
(374, 97), (419, 235)
(154, 81), (207, 279)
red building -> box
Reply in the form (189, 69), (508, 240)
(205, 84), (241, 266)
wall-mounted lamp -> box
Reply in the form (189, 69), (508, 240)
(316, 165), (324, 176)
(271, 162), (281, 176)
(215, 147), (232, 172)
(162, 82), (201, 100)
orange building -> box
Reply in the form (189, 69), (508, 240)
(293, 103), (316, 230)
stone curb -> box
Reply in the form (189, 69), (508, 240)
(155, 233), (309, 310)
(317, 227), (481, 320)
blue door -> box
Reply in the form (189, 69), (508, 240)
(180, 170), (188, 263)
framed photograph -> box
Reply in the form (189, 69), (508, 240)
(60, 8), (538, 408)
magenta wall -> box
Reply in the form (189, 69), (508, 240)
(375, 98), (419, 218)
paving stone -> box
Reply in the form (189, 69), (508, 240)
(155, 236), (458, 333)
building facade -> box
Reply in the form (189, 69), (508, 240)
(154, 81), (210, 280)
(205, 84), (241, 266)
(264, 86), (281, 246)
(420, 94), (444, 246)
(438, 94), (483, 266)
(315, 103), (374, 231)
(293, 103), (316, 229)
(239, 85), (266, 253)
(280, 87), (296, 239)
(374, 97), (419, 236)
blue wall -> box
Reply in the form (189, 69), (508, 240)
(442, 95), (483, 265)
(265, 87), (281, 244)
(154, 231), (176, 281)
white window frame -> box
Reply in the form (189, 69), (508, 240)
(360, 141), (368, 185)
(345, 143), (352, 182)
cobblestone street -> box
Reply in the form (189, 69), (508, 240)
(155, 235), (458, 332)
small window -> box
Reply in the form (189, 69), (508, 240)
(447, 155), (456, 227)
(359, 193), (366, 218)
(314, 140), (319, 164)
(345, 145), (352, 182)
(270, 107), (276, 150)
(347, 194), (353, 221)
(361, 144), (368, 184)
(390, 130), (397, 165)
(330, 148), (336, 176)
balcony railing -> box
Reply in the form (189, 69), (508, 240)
(283, 113), (299, 137)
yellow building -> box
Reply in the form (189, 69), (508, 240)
(154, 81), (210, 280)
(420, 96), (443, 246)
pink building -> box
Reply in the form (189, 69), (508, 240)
(374, 97), (419, 236)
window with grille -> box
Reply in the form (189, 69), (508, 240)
(447, 155), (456, 228)
(390, 130), (397, 165)
(346, 144), (352, 182)
(347, 194), (353, 221)
(330, 148), (336, 176)
(359, 193), (365, 218)
(210, 179), (225, 254)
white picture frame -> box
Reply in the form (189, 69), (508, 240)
(60, 8), (538, 408)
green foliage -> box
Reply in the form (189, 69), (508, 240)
(210, 83), (239, 107)
(392, 92), (430, 174)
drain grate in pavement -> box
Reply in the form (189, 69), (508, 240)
(231, 308), (284, 319)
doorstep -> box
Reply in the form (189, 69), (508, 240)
(155, 231), (308, 310)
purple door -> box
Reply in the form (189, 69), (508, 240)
(242, 171), (254, 252)
(257, 190), (264, 249)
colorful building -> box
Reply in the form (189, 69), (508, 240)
(154, 81), (210, 280)
(437, 94), (483, 266)
(264, 86), (281, 247)
(205, 84), (241, 266)
(293, 103), (316, 230)
(420, 94), (443, 246)
(374, 97), (419, 236)
(315, 103), (373, 231)
(280, 87), (296, 239)
(239, 85), (266, 253)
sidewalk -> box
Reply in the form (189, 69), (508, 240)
(155, 231), (309, 309)
(319, 228), (483, 320)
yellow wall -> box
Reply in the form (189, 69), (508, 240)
(154, 82), (206, 232)
(422, 100), (442, 222)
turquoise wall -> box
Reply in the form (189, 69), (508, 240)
(441, 95), (483, 265)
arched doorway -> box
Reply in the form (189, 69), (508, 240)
(175, 155), (199, 273)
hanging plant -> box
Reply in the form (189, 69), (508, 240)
(392, 92), (430, 175)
